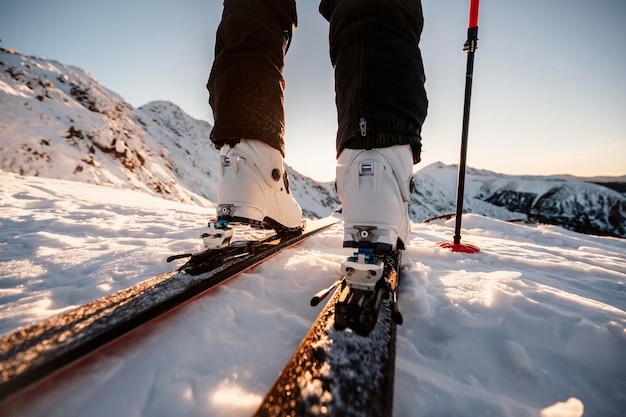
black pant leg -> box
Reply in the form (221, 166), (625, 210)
(207, 0), (297, 156)
(320, 0), (428, 163)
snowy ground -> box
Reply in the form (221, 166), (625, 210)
(1, 171), (625, 417)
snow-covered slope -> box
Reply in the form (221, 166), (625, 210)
(0, 171), (624, 416)
(412, 162), (626, 238)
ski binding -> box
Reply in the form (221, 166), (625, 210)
(311, 248), (402, 336)
(341, 248), (383, 291)
(200, 218), (233, 249)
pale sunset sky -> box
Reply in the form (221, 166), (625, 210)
(1, 0), (624, 181)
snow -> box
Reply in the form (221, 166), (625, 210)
(1, 171), (625, 416)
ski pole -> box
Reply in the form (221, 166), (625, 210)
(439, 0), (481, 253)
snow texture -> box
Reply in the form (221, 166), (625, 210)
(1, 171), (625, 416)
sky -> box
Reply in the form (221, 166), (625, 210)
(1, 0), (625, 182)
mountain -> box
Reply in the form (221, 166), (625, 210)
(0, 47), (337, 217)
(556, 174), (626, 194)
(1, 47), (624, 238)
(0, 47), (209, 204)
(556, 174), (626, 184)
(412, 163), (626, 238)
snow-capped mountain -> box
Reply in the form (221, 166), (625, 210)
(1, 47), (624, 238)
(0, 47), (337, 217)
(412, 162), (626, 238)
(0, 47), (214, 204)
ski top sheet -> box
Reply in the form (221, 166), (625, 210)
(255, 249), (402, 417)
(0, 215), (339, 403)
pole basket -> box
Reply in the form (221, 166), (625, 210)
(436, 241), (481, 254)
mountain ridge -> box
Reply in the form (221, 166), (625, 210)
(413, 162), (626, 238)
(1, 47), (624, 238)
(0, 47), (338, 218)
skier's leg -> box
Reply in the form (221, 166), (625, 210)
(320, 0), (428, 250)
(207, 0), (302, 230)
(208, 0), (296, 156)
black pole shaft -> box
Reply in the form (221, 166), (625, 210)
(453, 27), (478, 245)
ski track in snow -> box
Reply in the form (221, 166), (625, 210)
(1, 171), (625, 417)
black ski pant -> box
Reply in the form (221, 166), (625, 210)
(207, 0), (427, 163)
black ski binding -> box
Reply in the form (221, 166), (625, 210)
(311, 248), (402, 336)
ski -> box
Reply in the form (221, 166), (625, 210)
(0, 215), (339, 403)
(255, 249), (402, 417)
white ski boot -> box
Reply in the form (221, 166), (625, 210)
(216, 139), (302, 230)
(336, 145), (413, 251)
